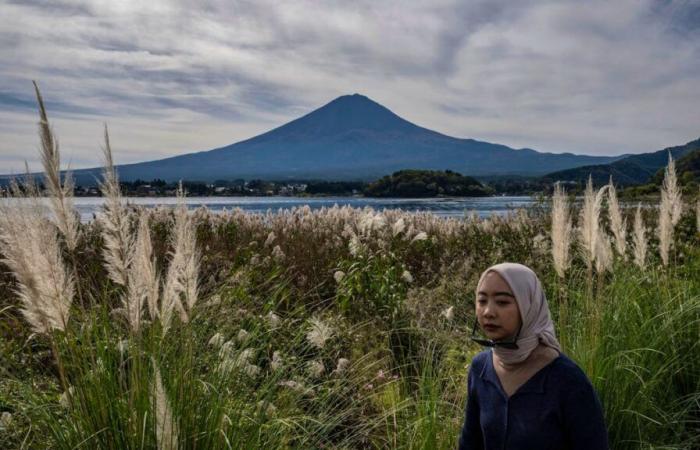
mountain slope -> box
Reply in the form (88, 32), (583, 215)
(5, 94), (622, 184)
(542, 138), (700, 186)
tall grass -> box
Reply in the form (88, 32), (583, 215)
(0, 88), (698, 449)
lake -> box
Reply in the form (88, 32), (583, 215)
(71, 196), (536, 222)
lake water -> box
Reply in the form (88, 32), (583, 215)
(72, 196), (536, 222)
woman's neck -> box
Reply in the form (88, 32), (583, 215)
(493, 344), (558, 372)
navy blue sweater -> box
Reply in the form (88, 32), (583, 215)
(458, 350), (608, 450)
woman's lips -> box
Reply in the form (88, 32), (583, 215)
(483, 324), (500, 331)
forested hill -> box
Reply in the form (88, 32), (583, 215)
(542, 138), (700, 186)
(364, 170), (491, 198)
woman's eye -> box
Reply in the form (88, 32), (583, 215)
(477, 298), (487, 304)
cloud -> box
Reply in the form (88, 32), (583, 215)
(0, 0), (699, 172)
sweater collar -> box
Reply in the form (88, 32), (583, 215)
(479, 349), (559, 396)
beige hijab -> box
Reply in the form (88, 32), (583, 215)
(476, 262), (561, 365)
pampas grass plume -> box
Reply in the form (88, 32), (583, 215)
(632, 203), (647, 268)
(579, 176), (608, 270)
(0, 189), (74, 334)
(607, 177), (627, 259)
(551, 182), (572, 278)
(161, 182), (200, 332)
(658, 154), (679, 266)
(32, 81), (80, 251)
(98, 126), (133, 286)
(152, 359), (178, 450)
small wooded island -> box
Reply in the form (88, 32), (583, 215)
(364, 169), (491, 197)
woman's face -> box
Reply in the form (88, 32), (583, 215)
(476, 271), (522, 341)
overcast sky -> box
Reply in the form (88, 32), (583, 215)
(1, 0), (699, 173)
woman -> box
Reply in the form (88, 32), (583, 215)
(458, 263), (608, 450)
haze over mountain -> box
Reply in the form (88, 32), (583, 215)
(7, 94), (624, 184)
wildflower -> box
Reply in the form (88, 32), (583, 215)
(264, 231), (276, 247)
(244, 363), (261, 377)
(306, 317), (333, 349)
(532, 234), (548, 255)
(0, 411), (12, 431)
(208, 333), (225, 348)
(271, 351), (284, 371)
(392, 218), (406, 236)
(349, 235), (362, 256)
(307, 360), (325, 377)
(59, 386), (75, 409)
(401, 270), (413, 283)
(219, 340), (235, 359)
(267, 311), (281, 328)
(207, 294), (221, 307)
(278, 380), (311, 395)
(117, 339), (129, 356)
(271, 245), (285, 262)
(551, 182), (572, 278)
(237, 329), (250, 342)
(440, 306), (455, 321)
(257, 400), (277, 416)
(334, 270), (345, 283)
(334, 358), (351, 375)
(411, 231), (428, 243)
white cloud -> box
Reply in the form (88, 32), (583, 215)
(1, 0), (699, 172)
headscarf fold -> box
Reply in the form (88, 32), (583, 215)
(476, 262), (560, 364)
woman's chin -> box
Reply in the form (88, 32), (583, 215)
(483, 331), (506, 341)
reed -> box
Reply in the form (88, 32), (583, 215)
(607, 177), (626, 259)
(551, 182), (572, 278)
(32, 81), (80, 253)
(632, 203), (647, 268)
(1, 91), (698, 449)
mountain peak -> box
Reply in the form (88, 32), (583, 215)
(256, 93), (420, 140)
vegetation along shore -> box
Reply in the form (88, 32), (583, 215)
(0, 87), (699, 449)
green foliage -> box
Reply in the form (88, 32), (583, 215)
(365, 170), (491, 198)
(1, 204), (699, 449)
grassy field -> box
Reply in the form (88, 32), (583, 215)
(0, 90), (699, 449)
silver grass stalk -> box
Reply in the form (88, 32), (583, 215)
(152, 360), (178, 450)
(161, 183), (199, 332)
(663, 153), (683, 226)
(658, 189), (672, 266)
(607, 177), (627, 259)
(594, 230), (613, 274)
(696, 189), (700, 233)
(0, 190), (74, 334)
(632, 204), (647, 268)
(551, 182), (572, 278)
(33, 81), (80, 251)
(98, 126), (133, 286)
(579, 176), (608, 269)
(120, 212), (159, 331)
